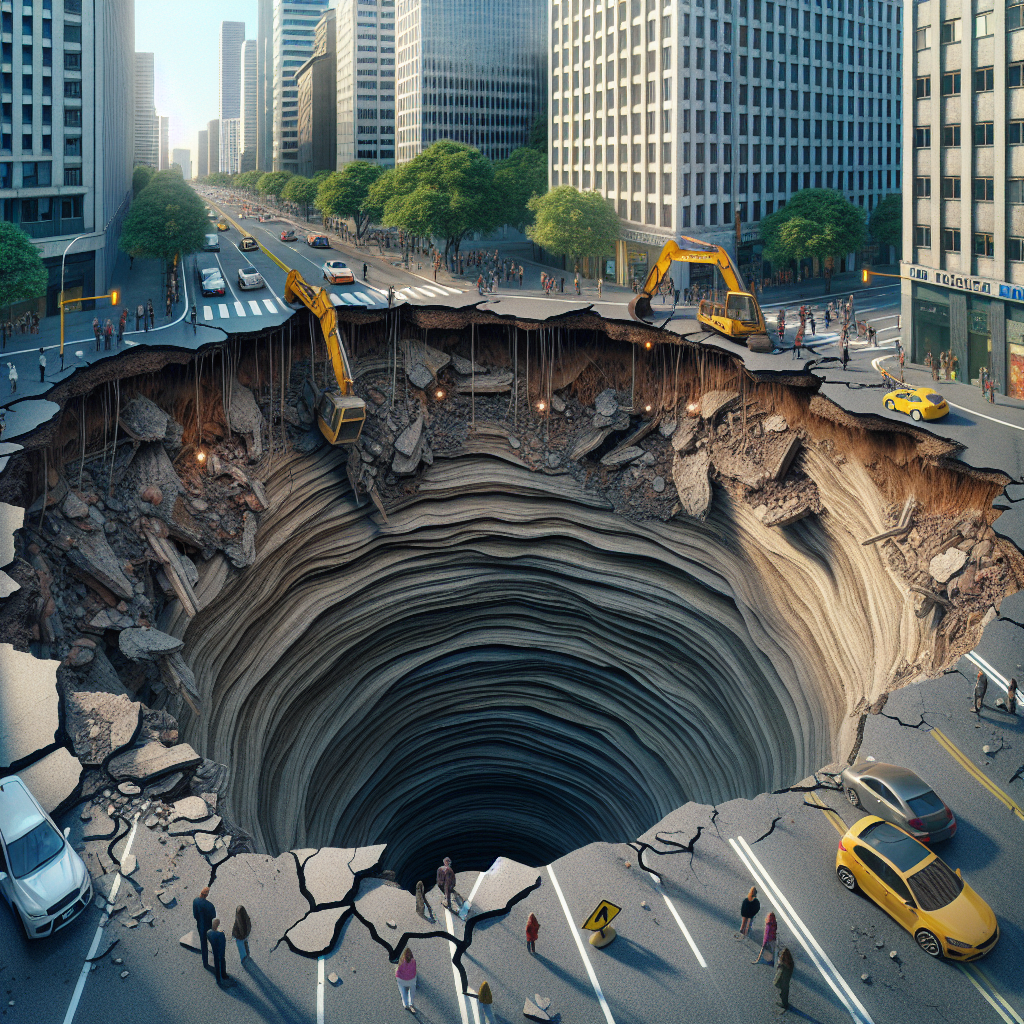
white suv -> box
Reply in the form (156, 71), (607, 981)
(0, 776), (92, 939)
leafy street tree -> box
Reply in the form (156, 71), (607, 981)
(203, 171), (234, 187)
(494, 148), (547, 230)
(317, 162), (385, 242)
(869, 193), (901, 254)
(528, 115), (547, 153)
(283, 175), (319, 218)
(0, 222), (48, 314)
(312, 169), (333, 185)
(234, 169), (262, 191)
(257, 170), (293, 198)
(364, 141), (502, 260)
(759, 189), (866, 291)
(168, 162), (183, 178)
(132, 165), (155, 197)
(119, 169), (209, 263)
(526, 186), (619, 271)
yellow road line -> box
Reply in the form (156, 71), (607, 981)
(207, 200), (293, 275)
(956, 963), (1023, 1024)
(967, 964), (1024, 1024)
(930, 729), (1024, 823)
(805, 792), (847, 835)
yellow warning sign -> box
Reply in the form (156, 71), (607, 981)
(581, 900), (622, 932)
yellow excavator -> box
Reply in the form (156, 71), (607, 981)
(628, 236), (773, 353)
(284, 269), (367, 445)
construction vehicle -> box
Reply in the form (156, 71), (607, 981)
(628, 236), (773, 353)
(284, 269), (366, 445)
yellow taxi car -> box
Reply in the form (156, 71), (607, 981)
(216, 219), (229, 232)
(836, 816), (998, 961)
(883, 386), (949, 421)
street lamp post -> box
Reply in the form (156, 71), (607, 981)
(58, 234), (89, 371)
(60, 290), (118, 368)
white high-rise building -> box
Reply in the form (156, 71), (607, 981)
(222, 118), (242, 175)
(159, 115), (169, 170)
(220, 21), (246, 172)
(172, 147), (192, 181)
(0, 0), (134, 317)
(240, 39), (259, 172)
(134, 52), (159, 168)
(257, 0), (275, 172)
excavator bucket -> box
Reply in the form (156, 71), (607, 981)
(628, 293), (655, 322)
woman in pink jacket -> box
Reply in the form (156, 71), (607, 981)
(396, 947), (417, 1013)
(753, 911), (778, 966)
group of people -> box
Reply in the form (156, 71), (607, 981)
(973, 670), (1018, 715)
(738, 886), (795, 1012)
(191, 886), (252, 986)
(923, 349), (961, 383)
(2, 311), (40, 345)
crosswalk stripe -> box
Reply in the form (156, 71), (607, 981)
(417, 286), (443, 296)
(218, 304), (229, 319)
(248, 300), (262, 314)
(340, 293), (360, 305)
(262, 299), (278, 313)
(203, 305), (213, 320)
(328, 294), (343, 306)
(234, 301), (245, 316)
(353, 291), (374, 304)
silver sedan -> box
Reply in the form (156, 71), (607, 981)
(841, 760), (957, 843)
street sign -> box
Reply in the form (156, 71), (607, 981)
(581, 900), (621, 932)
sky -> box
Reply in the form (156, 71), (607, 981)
(135, 0), (257, 169)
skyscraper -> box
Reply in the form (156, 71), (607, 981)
(273, 0), (331, 172)
(394, 0), (547, 164)
(172, 147), (192, 181)
(208, 119), (221, 178)
(240, 39), (259, 173)
(296, 7), (337, 176)
(159, 115), (169, 170)
(0, 0), (134, 317)
(222, 118), (242, 175)
(134, 52), (159, 168)
(219, 21), (246, 172)
(257, 0), (275, 172)
(198, 130), (210, 178)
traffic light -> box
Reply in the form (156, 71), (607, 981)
(861, 269), (870, 284)
(111, 289), (119, 306)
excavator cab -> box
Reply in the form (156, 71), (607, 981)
(317, 392), (366, 446)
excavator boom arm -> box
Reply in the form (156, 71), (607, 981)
(637, 236), (746, 298)
(285, 269), (355, 396)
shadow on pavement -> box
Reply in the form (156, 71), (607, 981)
(227, 959), (309, 1021)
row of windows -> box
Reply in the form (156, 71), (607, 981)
(915, 176), (1024, 201)
(914, 226), (1024, 261)
(914, 122), (1011, 147)
(0, 161), (82, 188)
(916, 64), (1024, 98)
(1, 44), (83, 72)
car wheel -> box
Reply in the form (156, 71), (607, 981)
(915, 929), (943, 958)
(885, 399), (896, 410)
(837, 866), (858, 892)
(911, 409), (922, 421)
(845, 786), (861, 808)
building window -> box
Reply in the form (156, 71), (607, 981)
(21, 161), (50, 186)
(915, 76), (931, 98)
(974, 232), (994, 256)
(63, 80), (81, 97)
(941, 71), (961, 95)
(941, 124), (961, 147)
(64, 135), (80, 155)
(974, 66), (994, 92)
(631, 200), (641, 221)
(1010, 121), (1024, 144)
(63, 166), (81, 185)
(975, 13), (993, 36)
(942, 228), (961, 252)
(1009, 179), (1024, 202)
(940, 19), (961, 42)
(914, 126), (931, 147)
(63, 51), (80, 70)
(1010, 3), (1024, 29)
(63, 22), (81, 43)
(941, 176), (961, 198)
(915, 176), (931, 197)
(916, 25), (931, 48)
(973, 177), (994, 200)
(1010, 237), (1024, 261)
(915, 225), (931, 247)
(974, 121), (994, 146)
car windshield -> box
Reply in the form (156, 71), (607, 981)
(924, 393), (945, 406)
(860, 820), (929, 872)
(725, 294), (759, 321)
(7, 820), (64, 878)
(907, 857), (965, 911)
(907, 790), (945, 816)
(241, 266), (257, 275)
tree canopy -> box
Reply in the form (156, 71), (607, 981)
(132, 165), (155, 197)
(494, 148), (548, 230)
(528, 115), (547, 153)
(526, 186), (619, 266)
(364, 141), (502, 256)
(283, 175), (319, 215)
(234, 169), (262, 191)
(257, 170), (292, 197)
(0, 222), (48, 311)
(759, 189), (866, 268)
(870, 193), (901, 252)
(203, 171), (234, 186)
(317, 162), (386, 240)
(119, 169), (209, 262)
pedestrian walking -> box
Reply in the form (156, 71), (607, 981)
(774, 947), (794, 1011)
(8, 362), (17, 393)
(526, 912), (540, 954)
(809, 315), (816, 336)
(560, 276), (565, 293)
(0, 412), (5, 439)
(519, 266), (524, 287)
(166, 291), (172, 318)
(1006, 678), (1018, 716)
(147, 299), (154, 329)
(597, 277), (603, 298)
(38, 348), (46, 382)
(737, 886), (761, 938)
(192, 886), (217, 971)
(232, 905), (251, 963)
(415, 880), (434, 921)
(92, 316), (101, 350)
(470, 980), (495, 1024)
(207, 918), (229, 984)
(574, 273), (580, 295)
(136, 303), (144, 331)
(753, 911), (778, 966)
(437, 857), (456, 910)
(973, 670), (988, 714)
(841, 334), (850, 371)
(395, 947), (417, 1013)
(940, 350), (948, 380)
(31, 311), (39, 335)
(104, 319), (113, 350)
(792, 329), (803, 359)
(824, 309), (830, 329)
(869, 326), (877, 347)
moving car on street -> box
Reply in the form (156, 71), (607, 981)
(883, 386), (949, 421)
(216, 219), (229, 232)
(202, 233), (220, 252)
(842, 761), (956, 843)
(323, 260), (355, 285)
(237, 265), (264, 290)
(197, 267), (226, 297)
(280, 229), (296, 242)
(836, 816), (998, 960)
(0, 776), (92, 939)
(306, 233), (330, 248)
(238, 236), (259, 253)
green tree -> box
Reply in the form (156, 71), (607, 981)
(526, 186), (619, 270)
(0, 222), (48, 313)
(759, 189), (866, 290)
(168, 162), (183, 178)
(118, 169), (210, 262)
(528, 114), (547, 153)
(282, 175), (319, 218)
(367, 141), (502, 259)
(494, 148), (547, 230)
(257, 170), (293, 198)
(869, 193), (901, 254)
(133, 165), (155, 197)
(204, 171), (234, 186)
(317, 162), (386, 241)
(311, 169), (333, 185)
(235, 169), (262, 191)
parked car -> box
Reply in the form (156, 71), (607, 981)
(197, 267), (226, 297)
(306, 234), (330, 248)
(280, 229), (296, 242)
(0, 776), (92, 939)
(206, 209), (217, 220)
(836, 816), (998, 961)
(883, 386), (949, 421)
(323, 260), (355, 285)
(238, 236), (259, 252)
(841, 761), (956, 843)
(237, 265), (264, 290)
(202, 234), (220, 252)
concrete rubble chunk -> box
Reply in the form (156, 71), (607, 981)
(228, 381), (265, 462)
(208, 846), (229, 867)
(699, 390), (739, 421)
(394, 416), (424, 459)
(763, 414), (789, 433)
(402, 339), (450, 379)
(66, 529), (134, 601)
(119, 626), (183, 662)
(652, 476), (666, 493)
(595, 389), (619, 418)
(62, 491), (91, 519)
(672, 450), (712, 518)
(327, 972), (341, 986)
(117, 782), (140, 796)
(119, 396), (170, 442)
(0, 644), (60, 768)
(392, 442), (423, 476)
(455, 370), (513, 393)
(225, 512), (257, 569)
(158, 891), (176, 907)
(407, 364), (434, 391)
(568, 426), (613, 462)
(658, 418), (678, 438)
(18, 748), (82, 816)
(550, 394), (566, 414)
(171, 795), (211, 822)
(107, 741), (201, 785)
(168, 815), (222, 837)
(762, 501), (814, 529)
(87, 607), (136, 632)
(671, 420), (699, 453)
(766, 434), (802, 482)
(451, 354), (486, 376)
(600, 445), (644, 468)
(930, 547), (968, 584)
(194, 833), (217, 854)
(524, 998), (552, 1022)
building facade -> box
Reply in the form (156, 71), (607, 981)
(222, 117), (242, 174)
(197, 129), (209, 178)
(257, 0), (274, 171)
(296, 7), (337, 176)
(207, 118), (220, 177)
(133, 51), (159, 168)
(0, 0), (133, 317)
(172, 146), (192, 181)
(240, 38), (258, 172)
(159, 115), (169, 170)
(395, 0), (546, 164)
(272, 0), (331, 173)
(219, 20), (245, 172)
(903, 0), (1024, 398)
(552, 0), (903, 288)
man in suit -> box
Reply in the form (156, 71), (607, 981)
(208, 917), (229, 984)
(192, 886), (216, 970)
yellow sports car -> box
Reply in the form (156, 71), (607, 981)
(884, 386), (948, 421)
(216, 219), (229, 232)
(836, 816), (998, 961)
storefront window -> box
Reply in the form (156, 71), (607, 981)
(1008, 303), (1024, 400)
(967, 296), (992, 384)
(912, 284), (950, 367)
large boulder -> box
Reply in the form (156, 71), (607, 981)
(228, 382), (265, 462)
(119, 396), (170, 442)
(65, 528), (134, 601)
(930, 547), (968, 584)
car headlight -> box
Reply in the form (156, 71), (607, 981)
(945, 937), (972, 949)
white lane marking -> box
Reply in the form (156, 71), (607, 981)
(63, 815), (141, 1024)
(234, 301), (246, 317)
(328, 293), (343, 306)
(248, 300), (262, 315)
(729, 837), (874, 1024)
(965, 651), (1017, 701)
(956, 963), (1022, 1024)
(218, 303), (229, 319)
(213, 252), (244, 305)
(465, 870), (486, 911)
(442, 904), (472, 1024)
(340, 294), (361, 305)
(546, 864), (616, 1024)
(947, 402), (1024, 432)
(642, 869), (707, 968)
(417, 286), (443, 296)
(317, 955), (325, 1024)
(263, 299), (278, 313)
(353, 291), (374, 304)
(758, 283), (899, 309)
(203, 305), (213, 320)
